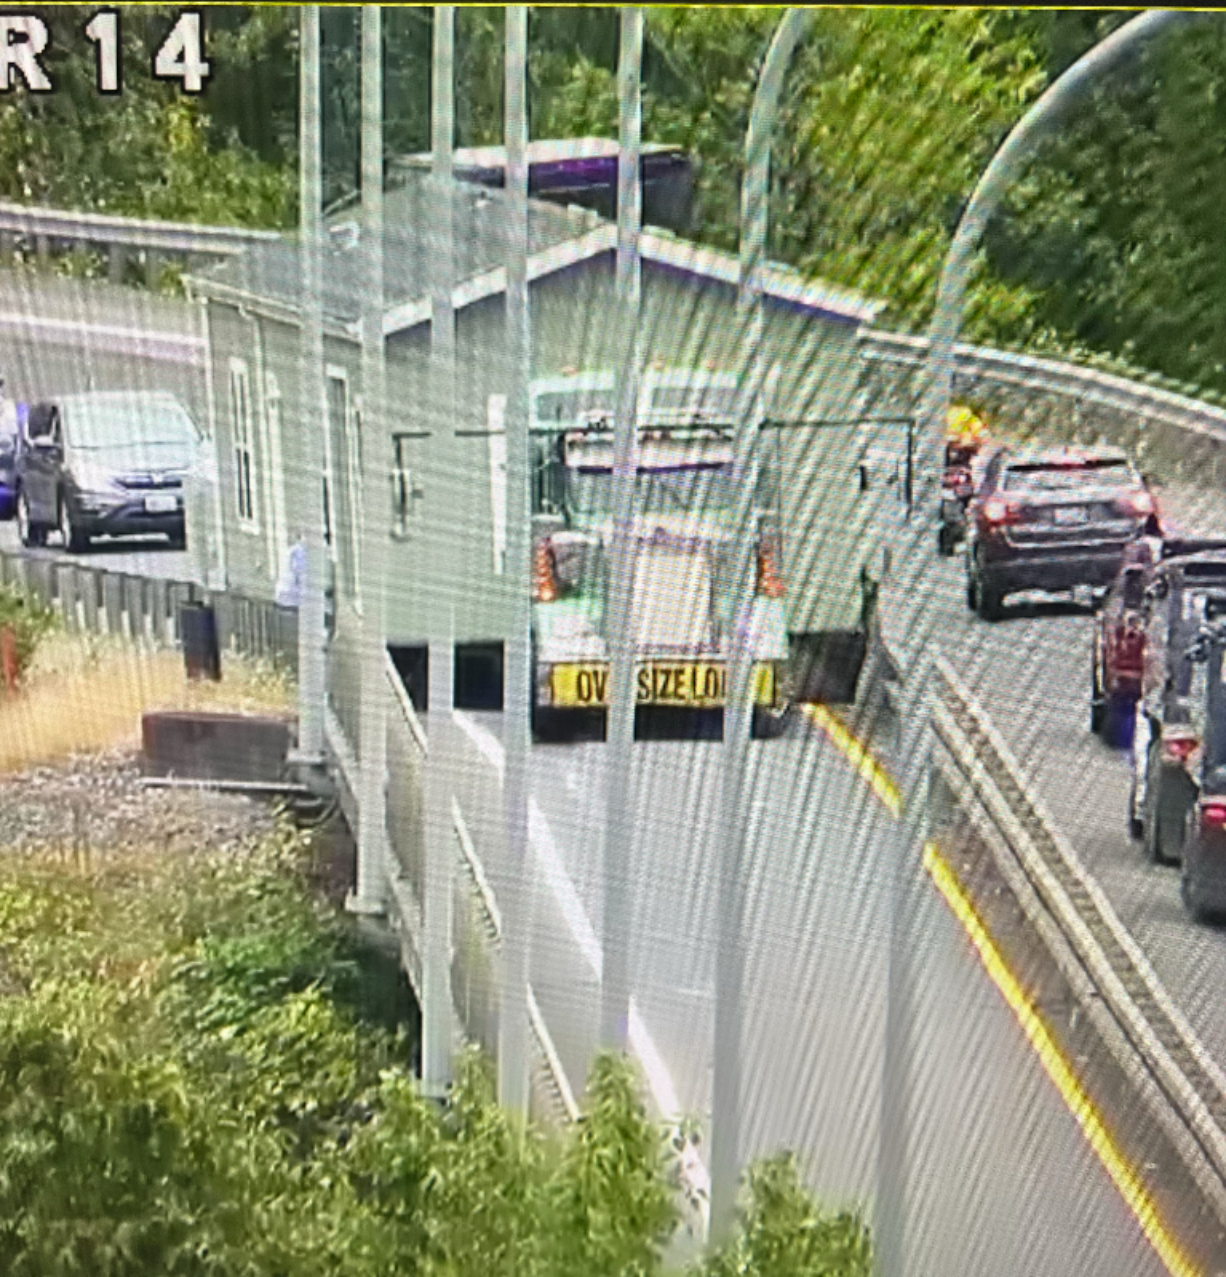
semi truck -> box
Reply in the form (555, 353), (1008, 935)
(527, 366), (903, 741)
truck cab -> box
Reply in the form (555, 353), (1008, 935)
(528, 369), (789, 741)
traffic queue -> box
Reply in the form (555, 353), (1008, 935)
(947, 404), (1226, 924)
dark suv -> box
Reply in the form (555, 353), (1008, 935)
(1128, 548), (1226, 864)
(964, 444), (1152, 621)
(15, 391), (198, 551)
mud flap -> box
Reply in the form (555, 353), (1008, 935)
(788, 630), (868, 706)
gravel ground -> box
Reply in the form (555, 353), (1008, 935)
(0, 746), (284, 858)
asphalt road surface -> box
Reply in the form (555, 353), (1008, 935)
(0, 519), (199, 583)
(437, 701), (1177, 1276)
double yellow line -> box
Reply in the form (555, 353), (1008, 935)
(802, 704), (1200, 1277)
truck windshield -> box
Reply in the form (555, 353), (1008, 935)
(567, 465), (737, 518)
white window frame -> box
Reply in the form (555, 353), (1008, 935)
(228, 356), (259, 532)
(325, 365), (362, 603)
(261, 371), (288, 584)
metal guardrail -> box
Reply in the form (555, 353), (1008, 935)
(861, 328), (1226, 447)
(0, 549), (296, 670)
(0, 202), (280, 257)
(370, 648), (582, 1128)
(0, 201), (282, 286)
(932, 652), (1226, 1211)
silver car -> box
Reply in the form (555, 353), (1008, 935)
(15, 391), (198, 552)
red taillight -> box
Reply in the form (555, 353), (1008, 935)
(757, 536), (785, 599)
(981, 497), (1017, 525)
(1200, 800), (1226, 830)
(1161, 732), (1199, 764)
(533, 538), (559, 603)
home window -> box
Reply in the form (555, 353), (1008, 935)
(228, 358), (257, 528)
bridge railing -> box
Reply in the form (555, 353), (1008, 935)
(0, 202), (282, 288)
(0, 549), (297, 672)
(860, 329), (1226, 492)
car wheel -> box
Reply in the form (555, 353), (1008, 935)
(974, 572), (1004, 622)
(167, 529), (187, 551)
(752, 704), (790, 740)
(1143, 747), (1185, 866)
(58, 495), (88, 554)
(16, 490), (44, 548)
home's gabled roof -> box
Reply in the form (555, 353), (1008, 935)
(187, 168), (883, 334)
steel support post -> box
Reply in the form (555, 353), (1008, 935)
(709, 8), (815, 1249)
(352, 4), (390, 917)
(599, 3), (644, 1056)
(421, 3), (457, 1100)
(873, 12), (1193, 1274)
(295, 5), (327, 765)
(498, 2), (532, 1118)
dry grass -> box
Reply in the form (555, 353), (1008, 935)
(0, 630), (295, 774)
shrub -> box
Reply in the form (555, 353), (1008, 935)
(0, 581), (58, 685)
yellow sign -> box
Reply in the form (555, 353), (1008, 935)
(551, 661), (776, 709)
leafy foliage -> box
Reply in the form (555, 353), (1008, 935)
(698, 1155), (872, 1277)
(0, 829), (871, 1277)
(0, 581), (58, 683)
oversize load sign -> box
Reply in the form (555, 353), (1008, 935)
(551, 661), (776, 709)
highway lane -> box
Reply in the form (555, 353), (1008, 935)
(935, 476), (1226, 1078)
(443, 705), (1178, 1275)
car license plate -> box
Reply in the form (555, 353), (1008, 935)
(145, 494), (177, 513)
(1053, 505), (1086, 525)
(551, 661), (775, 709)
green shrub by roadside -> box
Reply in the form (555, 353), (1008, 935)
(0, 824), (872, 1277)
(0, 581), (58, 684)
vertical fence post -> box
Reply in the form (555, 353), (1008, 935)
(295, 4), (328, 766)
(710, 7), (815, 1248)
(353, 2), (391, 919)
(599, 2), (644, 1057)
(498, 1), (532, 1119)
(422, 3), (458, 1101)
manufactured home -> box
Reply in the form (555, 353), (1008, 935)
(186, 161), (895, 724)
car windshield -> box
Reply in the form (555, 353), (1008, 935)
(567, 465), (738, 518)
(1003, 459), (1136, 492)
(65, 397), (198, 467)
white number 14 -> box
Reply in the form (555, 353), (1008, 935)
(83, 10), (210, 96)
(153, 12), (210, 95)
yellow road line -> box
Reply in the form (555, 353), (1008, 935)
(800, 703), (1201, 1277)
(804, 704), (901, 816)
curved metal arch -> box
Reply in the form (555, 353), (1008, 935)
(711, 5), (819, 1252)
